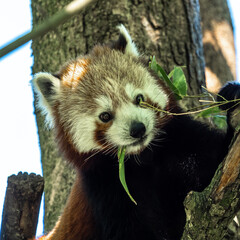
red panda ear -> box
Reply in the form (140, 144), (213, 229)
(32, 72), (61, 128)
(111, 24), (139, 57)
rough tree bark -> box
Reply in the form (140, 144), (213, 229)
(31, 0), (238, 238)
(182, 132), (240, 240)
(199, 0), (236, 93)
(0, 173), (43, 240)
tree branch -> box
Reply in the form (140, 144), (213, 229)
(0, 0), (94, 58)
(182, 132), (240, 239)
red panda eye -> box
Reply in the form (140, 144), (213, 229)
(136, 94), (144, 105)
(99, 112), (112, 123)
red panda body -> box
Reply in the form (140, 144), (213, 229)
(32, 25), (240, 240)
(36, 174), (95, 240)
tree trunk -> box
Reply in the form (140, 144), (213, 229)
(199, 0), (236, 93)
(0, 173), (43, 240)
(31, 0), (237, 237)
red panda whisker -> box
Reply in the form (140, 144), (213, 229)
(133, 154), (142, 166)
(146, 144), (154, 152)
(83, 149), (103, 164)
(102, 145), (117, 156)
(82, 142), (117, 167)
(99, 140), (118, 155)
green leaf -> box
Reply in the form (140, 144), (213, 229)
(118, 147), (137, 205)
(149, 55), (159, 73)
(172, 66), (188, 97)
(197, 106), (227, 129)
(197, 106), (220, 117)
(212, 115), (227, 129)
(149, 56), (182, 100)
(168, 68), (175, 79)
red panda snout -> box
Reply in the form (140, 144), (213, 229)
(129, 121), (146, 139)
(104, 102), (157, 154)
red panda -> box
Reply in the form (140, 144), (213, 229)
(32, 25), (240, 240)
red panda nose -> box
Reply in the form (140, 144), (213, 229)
(130, 121), (146, 139)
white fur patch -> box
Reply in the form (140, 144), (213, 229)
(70, 114), (99, 153)
(125, 82), (168, 110)
(95, 96), (113, 112)
(106, 102), (156, 154)
(32, 72), (61, 128)
(125, 83), (142, 100)
(143, 81), (168, 109)
(117, 24), (139, 57)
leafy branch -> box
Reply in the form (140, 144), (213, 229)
(117, 57), (240, 204)
(149, 56), (240, 124)
(140, 98), (240, 117)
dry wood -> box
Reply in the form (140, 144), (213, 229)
(0, 172), (44, 240)
(182, 132), (240, 239)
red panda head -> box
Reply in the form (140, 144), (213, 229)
(32, 25), (173, 160)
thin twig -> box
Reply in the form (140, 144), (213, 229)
(0, 0), (94, 58)
(140, 98), (240, 116)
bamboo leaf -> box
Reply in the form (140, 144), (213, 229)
(172, 66), (188, 97)
(197, 106), (220, 117)
(168, 68), (175, 79)
(197, 106), (227, 129)
(212, 115), (227, 129)
(118, 147), (137, 205)
(149, 56), (182, 100)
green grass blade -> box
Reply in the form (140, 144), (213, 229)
(118, 147), (137, 205)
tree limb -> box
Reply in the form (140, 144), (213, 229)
(0, 0), (94, 58)
(182, 131), (240, 239)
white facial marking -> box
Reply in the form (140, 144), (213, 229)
(125, 82), (168, 110)
(106, 102), (156, 154)
(69, 114), (99, 153)
(125, 83), (142, 100)
(95, 96), (113, 112)
(143, 81), (168, 109)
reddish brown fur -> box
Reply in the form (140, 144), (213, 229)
(59, 58), (90, 89)
(34, 34), (178, 240)
(94, 121), (113, 148)
(53, 103), (81, 165)
(33, 103), (97, 239)
(35, 174), (95, 240)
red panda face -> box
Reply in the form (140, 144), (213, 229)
(32, 25), (171, 157)
(92, 73), (169, 154)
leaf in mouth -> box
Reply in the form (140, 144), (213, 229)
(118, 146), (137, 205)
